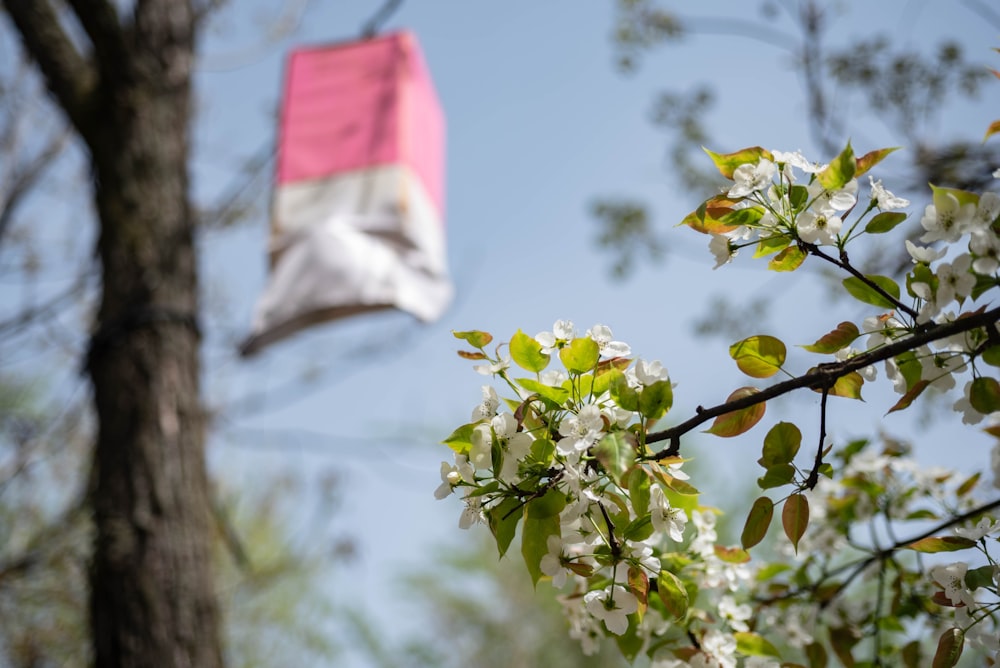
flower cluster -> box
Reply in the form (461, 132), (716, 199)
(440, 144), (1000, 666)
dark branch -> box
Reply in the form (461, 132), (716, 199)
(0, 0), (98, 134)
(0, 129), (70, 247)
(65, 0), (128, 70)
(647, 305), (1000, 458)
(361, 0), (403, 39)
(805, 243), (920, 320)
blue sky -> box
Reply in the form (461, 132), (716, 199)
(183, 0), (999, 658)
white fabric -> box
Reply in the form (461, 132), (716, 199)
(240, 164), (451, 356)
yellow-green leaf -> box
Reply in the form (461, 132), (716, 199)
(657, 570), (689, 619)
(453, 329), (493, 348)
(932, 628), (964, 668)
(931, 183), (980, 210)
(741, 496), (774, 549)
(854, 146), (900, 176)
(730, 335), (786, 378)
(734, 632), (780, 658)
(559, 336), (600, 374)
(986, 119), (1000, 142)
(906, 535), (977, 553)
(817, 141), (856, 191)
(594, 431), (637, 484)
(704, 146), (774, 179)
(887, 379), (930, 414)
(705, 387), (766, 437)
(510, 329), (550, 372)
(768, 245), (806, 272)
(956, 472), (980, 497)
(782, 493), (809, 553)
(754, 234), (791, 258)
(628, 566), (649, 620)
(714, 544), (752, 563)
(681, 197), (742, 235)
(842, 275), (901, 309)
(811, 370), (864, 400)
(801, 321), (860, 354)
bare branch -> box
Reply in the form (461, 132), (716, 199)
(361, 0), (404, 39)
(0, 129), (71, 247)
(647, 305), (1000, 458)
(64, 0), (128, 70)
(0, 0), (97, 133)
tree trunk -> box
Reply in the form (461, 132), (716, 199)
(1, 2), (224, 665)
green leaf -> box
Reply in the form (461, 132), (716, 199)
(805, 642), (829, 668)
(756, 563), (792, 582)
(521, 515), (560, 587)
(593, 357), (633, 396)
(789, 184), (810, 209)
(730, 335), (786, 378)
(802, 321), (860, 354)
(525, 487), (567, 519)
(627, 468), (651, 517)
(705, 387), (766, 437)
(829, 627), (858, 667)
(757, 464), (796, 489)
(760, 422), (801, 467)
(768, 245), (806, 272)
(854, 147), (900, 176)
(865, 211), (907, 234)
(965, 564), (996, 590)
(734, 632), (780, 658)
(510, 329), (550, 372)
(754, 235), (791, 258)
(609, 369), (639, 411)
(594, 431), (637, 484)
(623, 515), (654, 543)
(970, 376), (1000, 414)
(442, 423), (476, 454)
(453, 329), (493, 348)
(932, 628), (964, 668)
(657, 570), (689, 620)
(782, 493), (809, 553)
(487, 497), (523, 558)
(981, 345), (1000, 367)
(515, 378), (570, 407)
(817, 141), (856, 191)
(842, 275), (901, 309)
(639, 380), (674, 420)
(741, 496), (774, 549)
(559, 337), (600, 374)
(704, 146), (774, 179)
(906, 536), (977, 553)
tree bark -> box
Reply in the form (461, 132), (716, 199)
(1, 2), (224, 665)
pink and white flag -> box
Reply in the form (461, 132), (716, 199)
(241, 31), (450, 356)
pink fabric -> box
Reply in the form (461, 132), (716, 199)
(277, 32), (445, 215)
